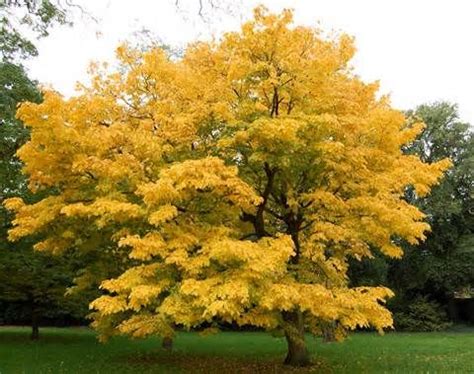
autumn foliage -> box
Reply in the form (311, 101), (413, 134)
(5, 7), (450, 366)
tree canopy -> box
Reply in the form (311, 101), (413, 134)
(5, 7), (450, 365)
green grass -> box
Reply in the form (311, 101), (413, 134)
(1, 326), (473, 373)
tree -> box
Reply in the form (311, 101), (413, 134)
(5, 7), (449, 365)
(0, 1), (97, 340)
(0, 0), (72, 62)
(0, 244), (88, 339)
(0, 62), (37, 339)
(348, 102), (473, 329)
(0, 62), (86, 339)
(388, 103), (474, 307)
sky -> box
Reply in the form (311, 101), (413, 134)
(26, 0), (474, 124)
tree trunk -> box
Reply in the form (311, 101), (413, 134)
(31, 308), (39, 340)
(322, 322), (337, 343)
(162, 336), (173, 351)
(283, 311), (311, 366)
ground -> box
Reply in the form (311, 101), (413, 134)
(1, 327), (473, 373)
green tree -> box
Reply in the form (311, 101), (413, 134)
(0, 62), (40, 177)
(350, 102), (473, 329)
(0, 0), (97, 339)
(0, 0), (71, 62)
(0, 61), (85, 339)
(391, 102), (474, 301)
(0, 247), (88, 338)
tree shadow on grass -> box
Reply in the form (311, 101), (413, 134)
(116, 350), (332, 374)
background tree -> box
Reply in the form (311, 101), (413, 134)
(0, 61), (39, 338)
(349, 102), (473, 329)
(0, 0), (72, 61)
(0, 1), (96, 339)
(0, 245), (87, 339)
(6, 7), (449, 365)
(389, 102), (474, 324)
(0, 61), (91, 339)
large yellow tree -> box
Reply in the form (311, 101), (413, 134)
(6, 7), (450, 366)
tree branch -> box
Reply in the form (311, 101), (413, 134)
(240, 162), (276, 238)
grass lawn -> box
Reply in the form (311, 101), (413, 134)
(1, 326), (473, 373)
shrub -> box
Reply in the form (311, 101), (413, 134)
(393, 296), (452, 332)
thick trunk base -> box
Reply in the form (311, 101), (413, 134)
(322, 323), (337, 343)
(31, 309), (39, 340)
(31, 324), (39, 340)
(283, 339), (311, 366)
(162, 336), (173, 351)
(283, 311), (311, 367)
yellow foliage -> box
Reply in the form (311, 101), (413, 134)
(5, 6), (450, 343)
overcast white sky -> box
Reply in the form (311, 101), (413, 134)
(26, 0), (474, 124)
